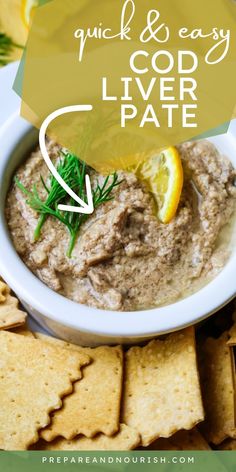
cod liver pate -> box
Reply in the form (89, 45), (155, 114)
(6, 140), (236, 311)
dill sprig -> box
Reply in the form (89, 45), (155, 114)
(15, 152), (122, 257)
(0, 33), (23, 66)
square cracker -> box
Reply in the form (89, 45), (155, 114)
(147, 428), (210, 450)
(34, 424), (140, 451)
(0, 331), (90, 450)
(122, 327), (204, 447)
(36, 334), (123, 441)
(227, 311), (236, 346)
(0, 282), (26, 329)
(198, 333), (236, 445)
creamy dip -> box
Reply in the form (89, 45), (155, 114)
(6, 140), (236, 311)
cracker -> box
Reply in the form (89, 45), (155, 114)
(0, 331), (90, 450)
(36, 334), (123, 441)
(219, 438), (236, 450)
(10, 325), (35, 338)
(198, 333), (236, 445)
(35, 333), (79, 350)
(227, 311), (236, 346)
(0, 280), (9, 302)
(122, 327), (204, 447)
(0, 282), (26, 329)
(35, 424), (140, 451)
(148, 429), (210, 450)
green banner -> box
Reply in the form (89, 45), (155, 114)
(1, 452), (236, 472)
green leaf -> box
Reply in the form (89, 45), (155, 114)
(0, 33), (24, 66)
(16, 152), (122, 257)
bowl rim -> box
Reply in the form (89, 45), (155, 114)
(0, 112), (236, 338)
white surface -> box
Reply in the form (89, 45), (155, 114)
(0, 63), (21, 125)
(0, 62), (235, 345)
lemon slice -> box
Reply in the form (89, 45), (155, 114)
(89, 122), (163, 173)
(134, 147), (184, 224)
(21, 0), (38, 28)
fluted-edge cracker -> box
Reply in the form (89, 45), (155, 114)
(35, 333), (123, 441)
(34, 424), (140, 451)
(122, 327), (204, 446)
(198, 333), (236, 445)
(0, 331), (90, 450)
(0, 282), (26, 329)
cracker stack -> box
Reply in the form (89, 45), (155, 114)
(1, 280), (236, 451)
(0, 331), (90, 450)
(0, 281), (26, 330)
(0, 320), (207, 451)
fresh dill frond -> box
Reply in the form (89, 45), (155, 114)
(15, 152), (122, 257)
(0, 33), (23, 66)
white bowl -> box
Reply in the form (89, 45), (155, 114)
(0, 112), (236, 346)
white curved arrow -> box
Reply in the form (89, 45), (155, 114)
(39, 104), (94, 214)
